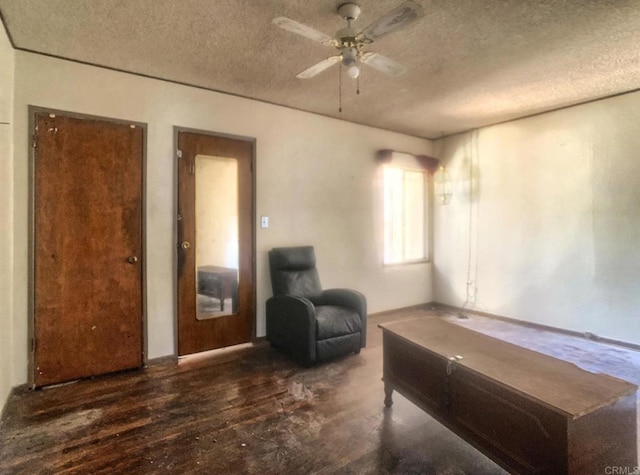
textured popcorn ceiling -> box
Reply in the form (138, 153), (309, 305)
(1, 0), (639, 138)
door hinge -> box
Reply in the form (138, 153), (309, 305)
(176, 149), (182, 158)
(32, 134), (37, 149)
(190, 163), (195, 175)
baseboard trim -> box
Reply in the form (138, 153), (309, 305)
(429, 301), (640, 352)
(368, 303), (431, 318)
(1, 384), (30, 423)
(0, 391), (9, 423)
(145, 355), (179, 367)
(151, 339), (268, 366)
(12, 384), (30, 395)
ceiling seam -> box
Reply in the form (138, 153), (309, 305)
(6, 42), (640, 142)
(0, 7), (16, 49)
(436, 86), (640, 141)
(9, 47), (434, 142)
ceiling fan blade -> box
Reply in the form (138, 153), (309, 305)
(359, 1), (425, 42)
(361, 52), (407, 77)
(273, 17), (338, 46)
(297, 56), (342, 79)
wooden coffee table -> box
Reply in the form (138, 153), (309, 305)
(379, 317), (638, 474)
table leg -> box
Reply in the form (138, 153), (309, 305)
(218, 281), (224, 311)
(232, 285), (239, 314)
(384, 382), (394, 407)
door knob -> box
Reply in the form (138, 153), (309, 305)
(181, 241), (191, 250)
(127, 256), (138, 264)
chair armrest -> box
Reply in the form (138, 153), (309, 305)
(314, 288), (366, 315)
(313, 289), (367, 348)
(266, 295), (317, 364)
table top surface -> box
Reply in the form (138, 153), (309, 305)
(197, 265), (238, 275)
(379, 317), (637, 419)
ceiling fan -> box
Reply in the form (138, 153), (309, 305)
(273, 1), (425, 80)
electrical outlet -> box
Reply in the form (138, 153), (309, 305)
(261, 216), (269, 228)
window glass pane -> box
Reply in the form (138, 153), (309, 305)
(383, 167), (404, 264)
(404, 171), (425, 260)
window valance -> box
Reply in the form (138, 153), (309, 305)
(376, 149), (439, 174)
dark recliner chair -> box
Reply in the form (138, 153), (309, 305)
(266, 246), (367, 365)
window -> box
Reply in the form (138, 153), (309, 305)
(383, 166), (427, 264)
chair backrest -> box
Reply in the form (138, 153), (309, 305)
(269, 246), (323, 299)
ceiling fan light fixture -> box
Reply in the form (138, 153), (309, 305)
(347, 64), (360, 79)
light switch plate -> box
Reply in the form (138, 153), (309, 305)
(261, 216), (269, 228)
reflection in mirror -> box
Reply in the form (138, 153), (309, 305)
(195, 154), (239, 320)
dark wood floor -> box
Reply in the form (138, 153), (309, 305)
(1, 306), (638, 474)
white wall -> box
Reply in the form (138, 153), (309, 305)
(10, 52), (433, 386)
(433, 91), (640, 344)
(0, 24), (15, 411)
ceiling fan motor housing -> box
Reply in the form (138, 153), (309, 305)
(336, 26), (360, 42)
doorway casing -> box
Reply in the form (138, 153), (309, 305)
(173, 127), (257, 356)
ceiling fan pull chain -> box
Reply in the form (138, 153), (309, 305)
(357, 74), (360, 95)
(339, 63), (343, 113)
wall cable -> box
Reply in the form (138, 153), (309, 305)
(460, 131), (476, 316)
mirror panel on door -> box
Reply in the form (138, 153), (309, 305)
(195, 154), (239, 320)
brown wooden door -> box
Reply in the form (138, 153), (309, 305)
(177, 131), (255, 355)
(33, 113), (144, 387)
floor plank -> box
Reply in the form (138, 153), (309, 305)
(1, 307), (638, 474)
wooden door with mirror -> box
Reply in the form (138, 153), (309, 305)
(177, 130), (255, 355)
(33, 111), (144, 387)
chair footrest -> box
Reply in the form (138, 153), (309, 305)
(316, 333), (361, 361)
